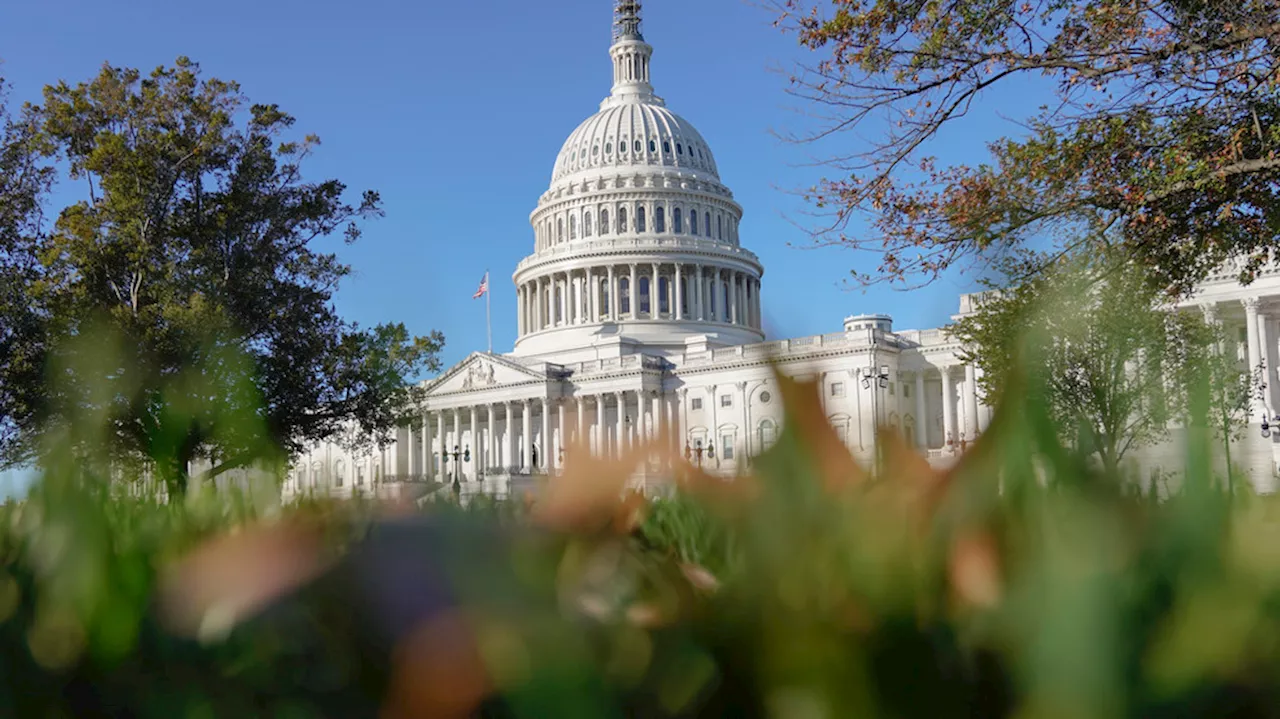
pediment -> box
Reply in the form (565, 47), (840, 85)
(426, 353), (545, 396)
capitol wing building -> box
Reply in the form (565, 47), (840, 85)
(284, 2), (1280, 499)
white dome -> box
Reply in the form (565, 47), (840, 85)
(551, 102), (721, 184)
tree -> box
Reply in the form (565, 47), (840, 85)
(0, 80), (53, 468)
(0, 60), (444, 495)
(951, 255), (1214, 476)
(772, 0), (1280, 294)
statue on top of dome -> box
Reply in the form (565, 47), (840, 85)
(614, 0), (643, 41)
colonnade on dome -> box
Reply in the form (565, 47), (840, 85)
(533, 192), (740, 251)
(515, 260), (762, 337)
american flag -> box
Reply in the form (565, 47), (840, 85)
(472, 272), (489, 299)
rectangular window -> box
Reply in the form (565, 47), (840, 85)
(357, 466), (365, 486)
(904, 384), (911, 399)
(889, 384), (896, 396)
(691, 397), (703, 411)
(721, 395), (733, 408)
(722, 436), (735, 460)
(830, 382), (845, 398)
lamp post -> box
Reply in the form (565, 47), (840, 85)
(686, 439), (715, 468)
(446, 444), (470, 494)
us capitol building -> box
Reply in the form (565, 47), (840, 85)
(284, 2), (1280, 499)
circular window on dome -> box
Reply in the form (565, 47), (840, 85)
(677, 143), (684, 155)
(760, 391), (772, 404)
(605, 142), (613, 154)
(648, 140), (656, 153)
(635, 140), (642, 153)
(663, 140), (671, 154)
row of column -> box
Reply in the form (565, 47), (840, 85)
(535, 200), (740, 250)
(1204, 297), (1272, 422)
(409, 390), (676, 480)
(517, 263), (761, 336)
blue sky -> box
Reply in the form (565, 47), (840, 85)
(0, 0), (1042, 495)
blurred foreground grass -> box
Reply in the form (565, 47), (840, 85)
(3, 367), (1280, 719)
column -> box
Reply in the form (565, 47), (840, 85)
(731, 273), (741, 325)
(420, 413), (430, 479)
(1261, 311), (1275, 414)
(451, 410), (461, 482)
(517, 287), (524, 336)
(521, 399), (533, 471)
(504, 402), (514, 472)
(915, 372), (927, 448)
(588, 269), (597, 323)
(651, 390), (662, 442)
(629, 264), (638, 319)
(1245, 297), (1266, 421)
(711, 270), (721, 322)
(739, 381), (749, 459)
(964, 364), (980, 438)
(675, 264), (684, 320)
(678, 388), (689, 453)
(436, 412), (446, 477)
(940, 369), (955, 449)
(709, 385), (720, 462)
(615, 391), (626, 457)
(576, 395), (587, 447)
(485, 405), (495, 471)
(560, 275), (569, 326)
(694, 265), (704, 321)
(608, 266), (618, 322)
(651, 262), (660, 318)
(555, 399), (567, 468)
(469, 406), (478, 481)
(540, 398), (551, 470)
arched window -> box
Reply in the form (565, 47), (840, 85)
(658, 277), (670, 314)
(601, 278), (610, 315)
(605, 142), (613, 155)
(648, 139), (656, 153)
(569, 215), (578, 240)
(717, 215), (723, 240)
(656, 207), (666, 233)
(705, 212), (711, 238)
(584, 211), (593, 237)
(637, 206), (647, 232)
(600, 209), (610, 235)
(621, 277), (631, 315)
(677, 143), (684, 155)
(639, 276), (651, 315)
(592, 145), (599, 156)
(334, 461), (345, 488)
(618, 206), (628, 233)
(759, 419), (777, 450)
(690, 210), (698, 235)
(674, 208), (683, 233)
(557, 218), (564, 242)
(663, 140), (671, 154)
(635, 139), (642, 153)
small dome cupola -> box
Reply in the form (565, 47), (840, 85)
(606, 0), (658, 108)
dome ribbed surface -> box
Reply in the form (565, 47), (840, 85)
(551, 102), (720, 184)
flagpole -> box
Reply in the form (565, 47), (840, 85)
(485, 269), (493, 354)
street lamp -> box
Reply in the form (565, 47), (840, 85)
(862, 364), (890, 390)
(1262, 414), (1280, 438)
(446, 444), (470, 493)
(686, 439), (715, 468)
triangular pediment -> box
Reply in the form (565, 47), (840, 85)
(425, 353), (547, 396)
